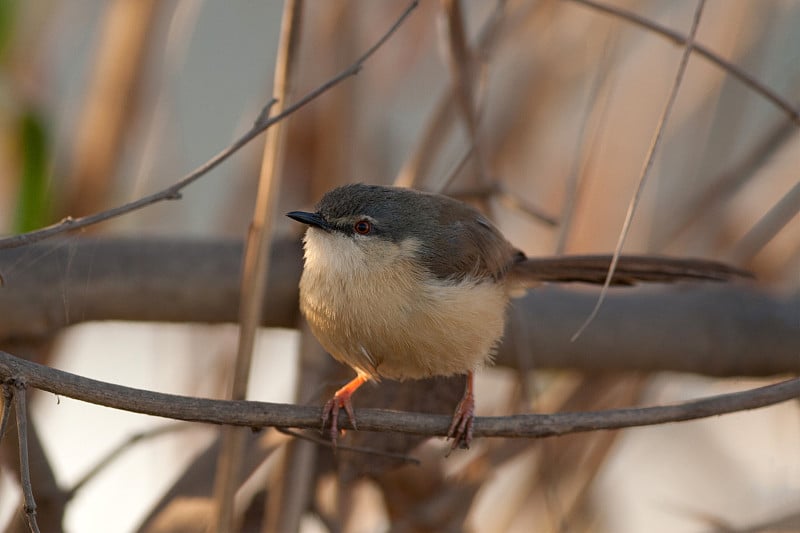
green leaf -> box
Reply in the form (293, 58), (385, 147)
(13, 109), (52, 232)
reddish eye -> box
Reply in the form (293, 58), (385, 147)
(354, 220), (372, 235)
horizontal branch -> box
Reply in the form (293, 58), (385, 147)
(0, 238), (796, 376)
(0, 237), (302, 338)
(500, 284), (800, 376)
(0, 350), (797, 439)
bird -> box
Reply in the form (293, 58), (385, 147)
(287, 183), (749, 450)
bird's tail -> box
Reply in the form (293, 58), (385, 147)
(508, 255), (753, 287)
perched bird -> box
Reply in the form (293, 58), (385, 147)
(287, 183), (748, 450)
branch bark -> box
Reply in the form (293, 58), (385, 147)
(501, 284), (799, 376)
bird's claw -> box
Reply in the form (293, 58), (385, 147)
(446, 391), (475, 454)
(321, 393), (357, 447)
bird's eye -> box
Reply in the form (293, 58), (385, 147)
(353, 220), (372, 235)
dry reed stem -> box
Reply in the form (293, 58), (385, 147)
(571, 0), (707, 341)
(211, 1), (303, 530)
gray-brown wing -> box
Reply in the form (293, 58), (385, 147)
(420, 199), (523, 282)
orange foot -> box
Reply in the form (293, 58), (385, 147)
(321, 374), (368, 447)
(447, 371), (475, 453)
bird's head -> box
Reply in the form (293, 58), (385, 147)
(287, 183), (434, 274)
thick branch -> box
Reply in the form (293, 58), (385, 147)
(0, 238), (796, 376)
(0, 237), (302, 339)
(501, 285), (800, 376)
(0, 350), (797, 440)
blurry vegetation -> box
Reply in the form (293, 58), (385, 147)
(12, 109), (51, 232)
(0, 0), (53, 232)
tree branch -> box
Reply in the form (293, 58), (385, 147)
(0, 2), (419, 251)
(0, 350), (797, 441)
(9, 381), (41, 533)
(502, 285), (800, 377)
(565, 0), (800, 124)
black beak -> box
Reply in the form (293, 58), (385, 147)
(286, 210), (331, 231)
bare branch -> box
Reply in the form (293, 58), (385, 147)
(0, 383), (12, 443)
(396, 0), (511, 190)
(0, 238), (302, 339)
(439, 0), (491, 186)
(727, 180), (800, 263)
(276, 428), (420, 465)
(500, 285), (800, 377)
(66, 422), (193, 500)
(565, 0), (800, 123)
(0, 1), (419, 251)
(10, 381), (41, 533)
(656, 118), (797, 249)
(0, 351), (797, 442)
(572, 0), (706, 340)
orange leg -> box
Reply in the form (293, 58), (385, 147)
(321, 374), (368, 446)
(447, 371), (475, 452)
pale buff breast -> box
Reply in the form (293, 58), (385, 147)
(299, 228), (510, 381)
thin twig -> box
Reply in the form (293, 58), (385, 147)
(565, 0), (800, 124)
(12, 381), (41, 533)
(0, 383), (13, 443)
(0, 350), (798, 441)
(276, 427), (420, 465)
(440, 0), (491, 187)
(496, 182), (559, 227)
(0, 1), (420, 251)
(395, 0), (512, 189)
(437, 145), (475, 194)
(657, 118), (797, 249)
(571, 0), (706, 341)
(66, 422), (194, 499)
(727, 180), (800, 263)
(555, 31), (619, 254)
(697, 508), (800, 533)
(444, 180), (559, 226)
(130, 0), (203, 198)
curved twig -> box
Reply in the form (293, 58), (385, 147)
(0, 383), (13, 443)
(0, 351), (797, 441)
(276, 427), (420, 465)
(66, 422), (194, 500)
(566, 0), (800, 123)
(571, 0), (706, 340)
(10, 381), (42, 533)
(0, 1), (420, 251)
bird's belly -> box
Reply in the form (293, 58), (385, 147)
(300, 270), (509, 381)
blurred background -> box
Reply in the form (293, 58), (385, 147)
(0, 1), (798, 532)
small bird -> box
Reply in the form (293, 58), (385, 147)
(287, 183), (748, 450)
